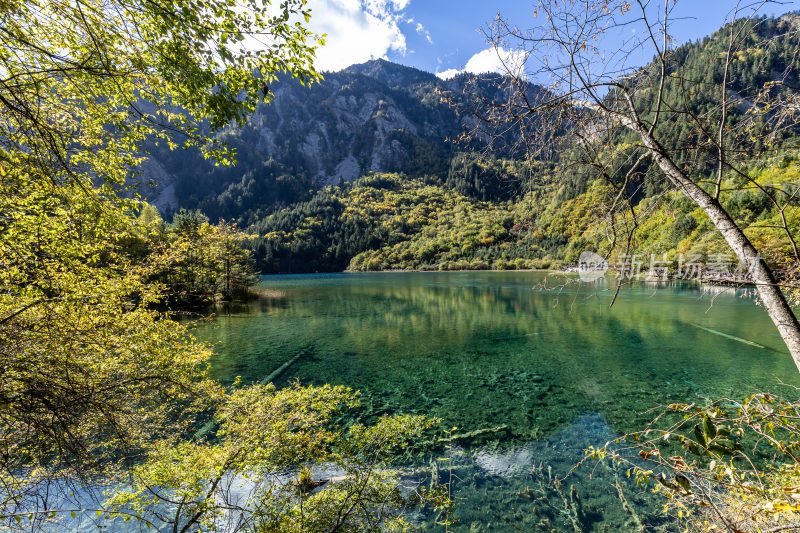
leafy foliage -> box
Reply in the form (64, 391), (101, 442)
(0, 0), (321, 188)
(587, 389), (800, 532)
(107, 383), (446, 533)
(132, 206), (260, 304)
(0, 167), (224, 519)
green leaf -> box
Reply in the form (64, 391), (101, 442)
(708, 443), (734, 456)
(694, 424), (707, 447)
(703, 414), (717, 439)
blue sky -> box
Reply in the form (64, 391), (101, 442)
(305, 0), (800, 77)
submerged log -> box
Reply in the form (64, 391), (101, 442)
(691, 323), (767, 349)
(440, 425), (509, 442)
(193, 351), (305, 441)
(259, 352), (304, 385)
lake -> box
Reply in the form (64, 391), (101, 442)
(191, 271), (800, 531)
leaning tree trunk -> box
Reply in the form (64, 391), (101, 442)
(627, 119), (800, 371)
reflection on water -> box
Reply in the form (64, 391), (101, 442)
(190, 271), (800, 531)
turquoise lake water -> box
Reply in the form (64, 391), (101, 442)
(190, 271), (800, 532)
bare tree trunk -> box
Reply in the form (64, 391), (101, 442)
(625, 114), (800, 369)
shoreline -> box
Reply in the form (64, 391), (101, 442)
(258, 268), (759, 289)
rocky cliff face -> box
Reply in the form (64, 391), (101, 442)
(143, 59), (470, 216)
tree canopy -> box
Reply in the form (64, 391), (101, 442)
(0, 0), (322, 183)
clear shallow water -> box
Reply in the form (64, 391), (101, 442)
(191, 271), (800, 532)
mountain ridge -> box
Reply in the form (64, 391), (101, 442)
(141, 59), (474, 219)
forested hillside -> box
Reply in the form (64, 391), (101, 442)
(248, 149), (799, 274)
(592, 14), (800, 194)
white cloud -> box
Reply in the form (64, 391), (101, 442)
(415, 22), (433, 44)
(436, 46), (526, 79)
(435, 67), (461, 79)
(307, 0), (410, 71)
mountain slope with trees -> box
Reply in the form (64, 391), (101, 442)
(248, 151), (800, 277)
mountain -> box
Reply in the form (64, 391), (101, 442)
(140, 59), (495, 222)
(140, 14), (800, 275)
(342, 58), (441, 88)
(242, 14), (800, 274)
